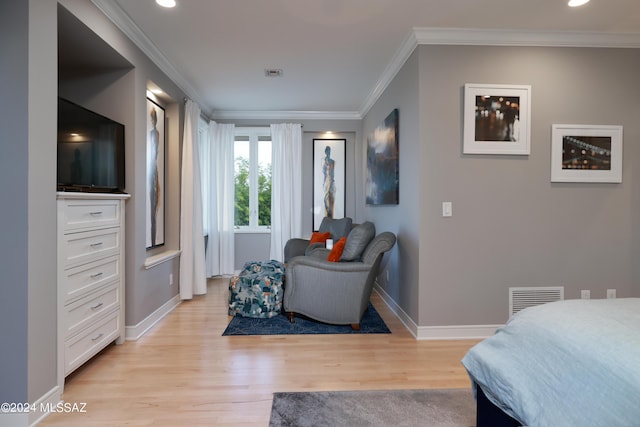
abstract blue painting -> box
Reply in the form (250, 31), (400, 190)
(366, 109), (399, 205)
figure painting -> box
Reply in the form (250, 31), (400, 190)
(322, 146), (336, 217)
(146, 98), (165, 248)
(313, 139), (346, 230)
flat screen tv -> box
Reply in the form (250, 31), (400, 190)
(57, 98), (125, 193)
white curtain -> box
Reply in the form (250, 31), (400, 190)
(179, 100), (207, 299)
(205, 122), (236, 276)
(270, 123), (303, 261)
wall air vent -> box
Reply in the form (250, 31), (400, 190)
(509, 286), (564, 317)
(264, 68), (283, 77)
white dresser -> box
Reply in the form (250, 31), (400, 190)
(57, 192), (129, 385)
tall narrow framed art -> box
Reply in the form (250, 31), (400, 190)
(313, 138), (346, 230)
(146, 98), (165, 249)
(366, 108), (399, 205)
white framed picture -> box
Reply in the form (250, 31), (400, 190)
(551, 124), (623, 183)
(463, 83), (531, 155)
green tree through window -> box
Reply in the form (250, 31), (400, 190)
(234, 157), (250, 226)
(234, 128), (271, 229)
(258, 162), (271, 226)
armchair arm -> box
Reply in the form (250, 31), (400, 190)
(284, 238), (310, 263)
(304, 242), (326, 256)
(306, 246), (330, 259)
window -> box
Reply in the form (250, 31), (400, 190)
(234, 127), (271, 231)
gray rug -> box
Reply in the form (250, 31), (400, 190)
(269, 388), (476, 427)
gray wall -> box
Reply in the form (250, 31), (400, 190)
(365, 43), (640, 327)
(28, 0), (59, 403)
(0, 0), (59, 410)
(0, 0), (30, 405)
(361, 50), (421, 321)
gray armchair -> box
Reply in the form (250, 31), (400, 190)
(284, 225), (396, 330)
(283, 217), (353, 263)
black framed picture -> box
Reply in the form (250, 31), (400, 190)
(146, 98), (165, 249)
(313, 138), (346, 230)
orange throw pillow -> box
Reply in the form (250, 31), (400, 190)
(327, 237), (347, 262)
(309, 231), (331, 245)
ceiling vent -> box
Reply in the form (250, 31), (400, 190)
(509, 286), (564, 317)
(264, 68), (283, 77)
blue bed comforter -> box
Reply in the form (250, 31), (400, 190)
(462, 298), (640, 427)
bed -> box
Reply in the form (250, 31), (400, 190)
(461, 298), (640, 427)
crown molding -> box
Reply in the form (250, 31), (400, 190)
(358, 27), (640, 117)
(413, 27), (640, 48)
(358, 29), (419, 118)
(211, 110), (362, 121)
(90, 0), (206, 110)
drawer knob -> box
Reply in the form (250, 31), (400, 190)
(90, 302), (104, 310)
(90, 242), (104, 248)
(89, 211), (103, 216)
(90, 272), (103, 279)
(91, 333), (104, 342)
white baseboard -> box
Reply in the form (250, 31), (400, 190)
(415, 324), (502, 340)
(373, 283), (420, 338)
(374, 283), (501, 340)
(11, 384), (61, 427)
(125, 294), (181, 341)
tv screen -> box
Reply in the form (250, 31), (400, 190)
(57, 98), (125, 193)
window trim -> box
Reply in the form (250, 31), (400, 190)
(234, 127), (271, 233)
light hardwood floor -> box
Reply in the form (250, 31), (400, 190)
(41, 278), (479, 426)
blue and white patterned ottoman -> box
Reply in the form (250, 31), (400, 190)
(228, 260), (285, 318)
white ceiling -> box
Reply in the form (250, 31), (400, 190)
(93, 0), (640, 119)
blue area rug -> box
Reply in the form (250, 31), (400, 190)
(222, 303), (390, 335)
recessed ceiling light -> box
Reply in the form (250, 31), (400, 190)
(568, 0), (590, 7)
(156, 0), (176, 8)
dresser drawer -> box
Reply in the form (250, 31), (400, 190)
(60, 199), (120, 232)
(63, 255), (120, 302)
(61, 227), (120, 269)
(65, 310), (120, 375)
(65, 283), (120, 336)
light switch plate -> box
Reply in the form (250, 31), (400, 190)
(442, 202), (452, 217)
